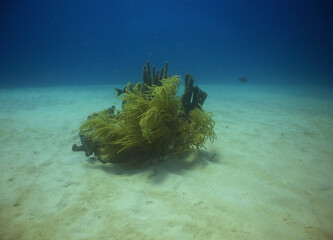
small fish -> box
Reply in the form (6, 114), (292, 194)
(114, 83), (139, 96)
(239, 77), (248, 83)
(114, 87), (126, 97)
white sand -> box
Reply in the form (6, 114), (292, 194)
(0, 84), (332, 240)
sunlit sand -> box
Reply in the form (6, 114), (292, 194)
(0, 84), (332, 239)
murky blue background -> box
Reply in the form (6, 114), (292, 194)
(1, 0), (332, 87)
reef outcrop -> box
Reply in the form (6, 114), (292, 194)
(72, 61), (216, 163)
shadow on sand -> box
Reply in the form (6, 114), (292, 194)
(84, 149), (221, 182)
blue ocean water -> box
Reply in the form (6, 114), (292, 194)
(0, 0), (332, 87)
(1, 2), (333, 239)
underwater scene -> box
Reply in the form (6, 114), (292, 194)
(0, 1), (332, 239)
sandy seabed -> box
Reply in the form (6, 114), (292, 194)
(0, 83), (332, 240)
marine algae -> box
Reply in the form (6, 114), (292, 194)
(74, 62), (216, 163)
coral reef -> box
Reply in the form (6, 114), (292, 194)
(72, 61), (216, 163)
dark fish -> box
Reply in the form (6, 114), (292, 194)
(239, 77), (248, 83)
(114, 83), (139, 96)
(114, 87), (126, 97)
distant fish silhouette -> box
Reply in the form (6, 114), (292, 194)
(114, 87), (126, 96)
(239, 77), (248, 83)
(114, 83), (138, 96)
